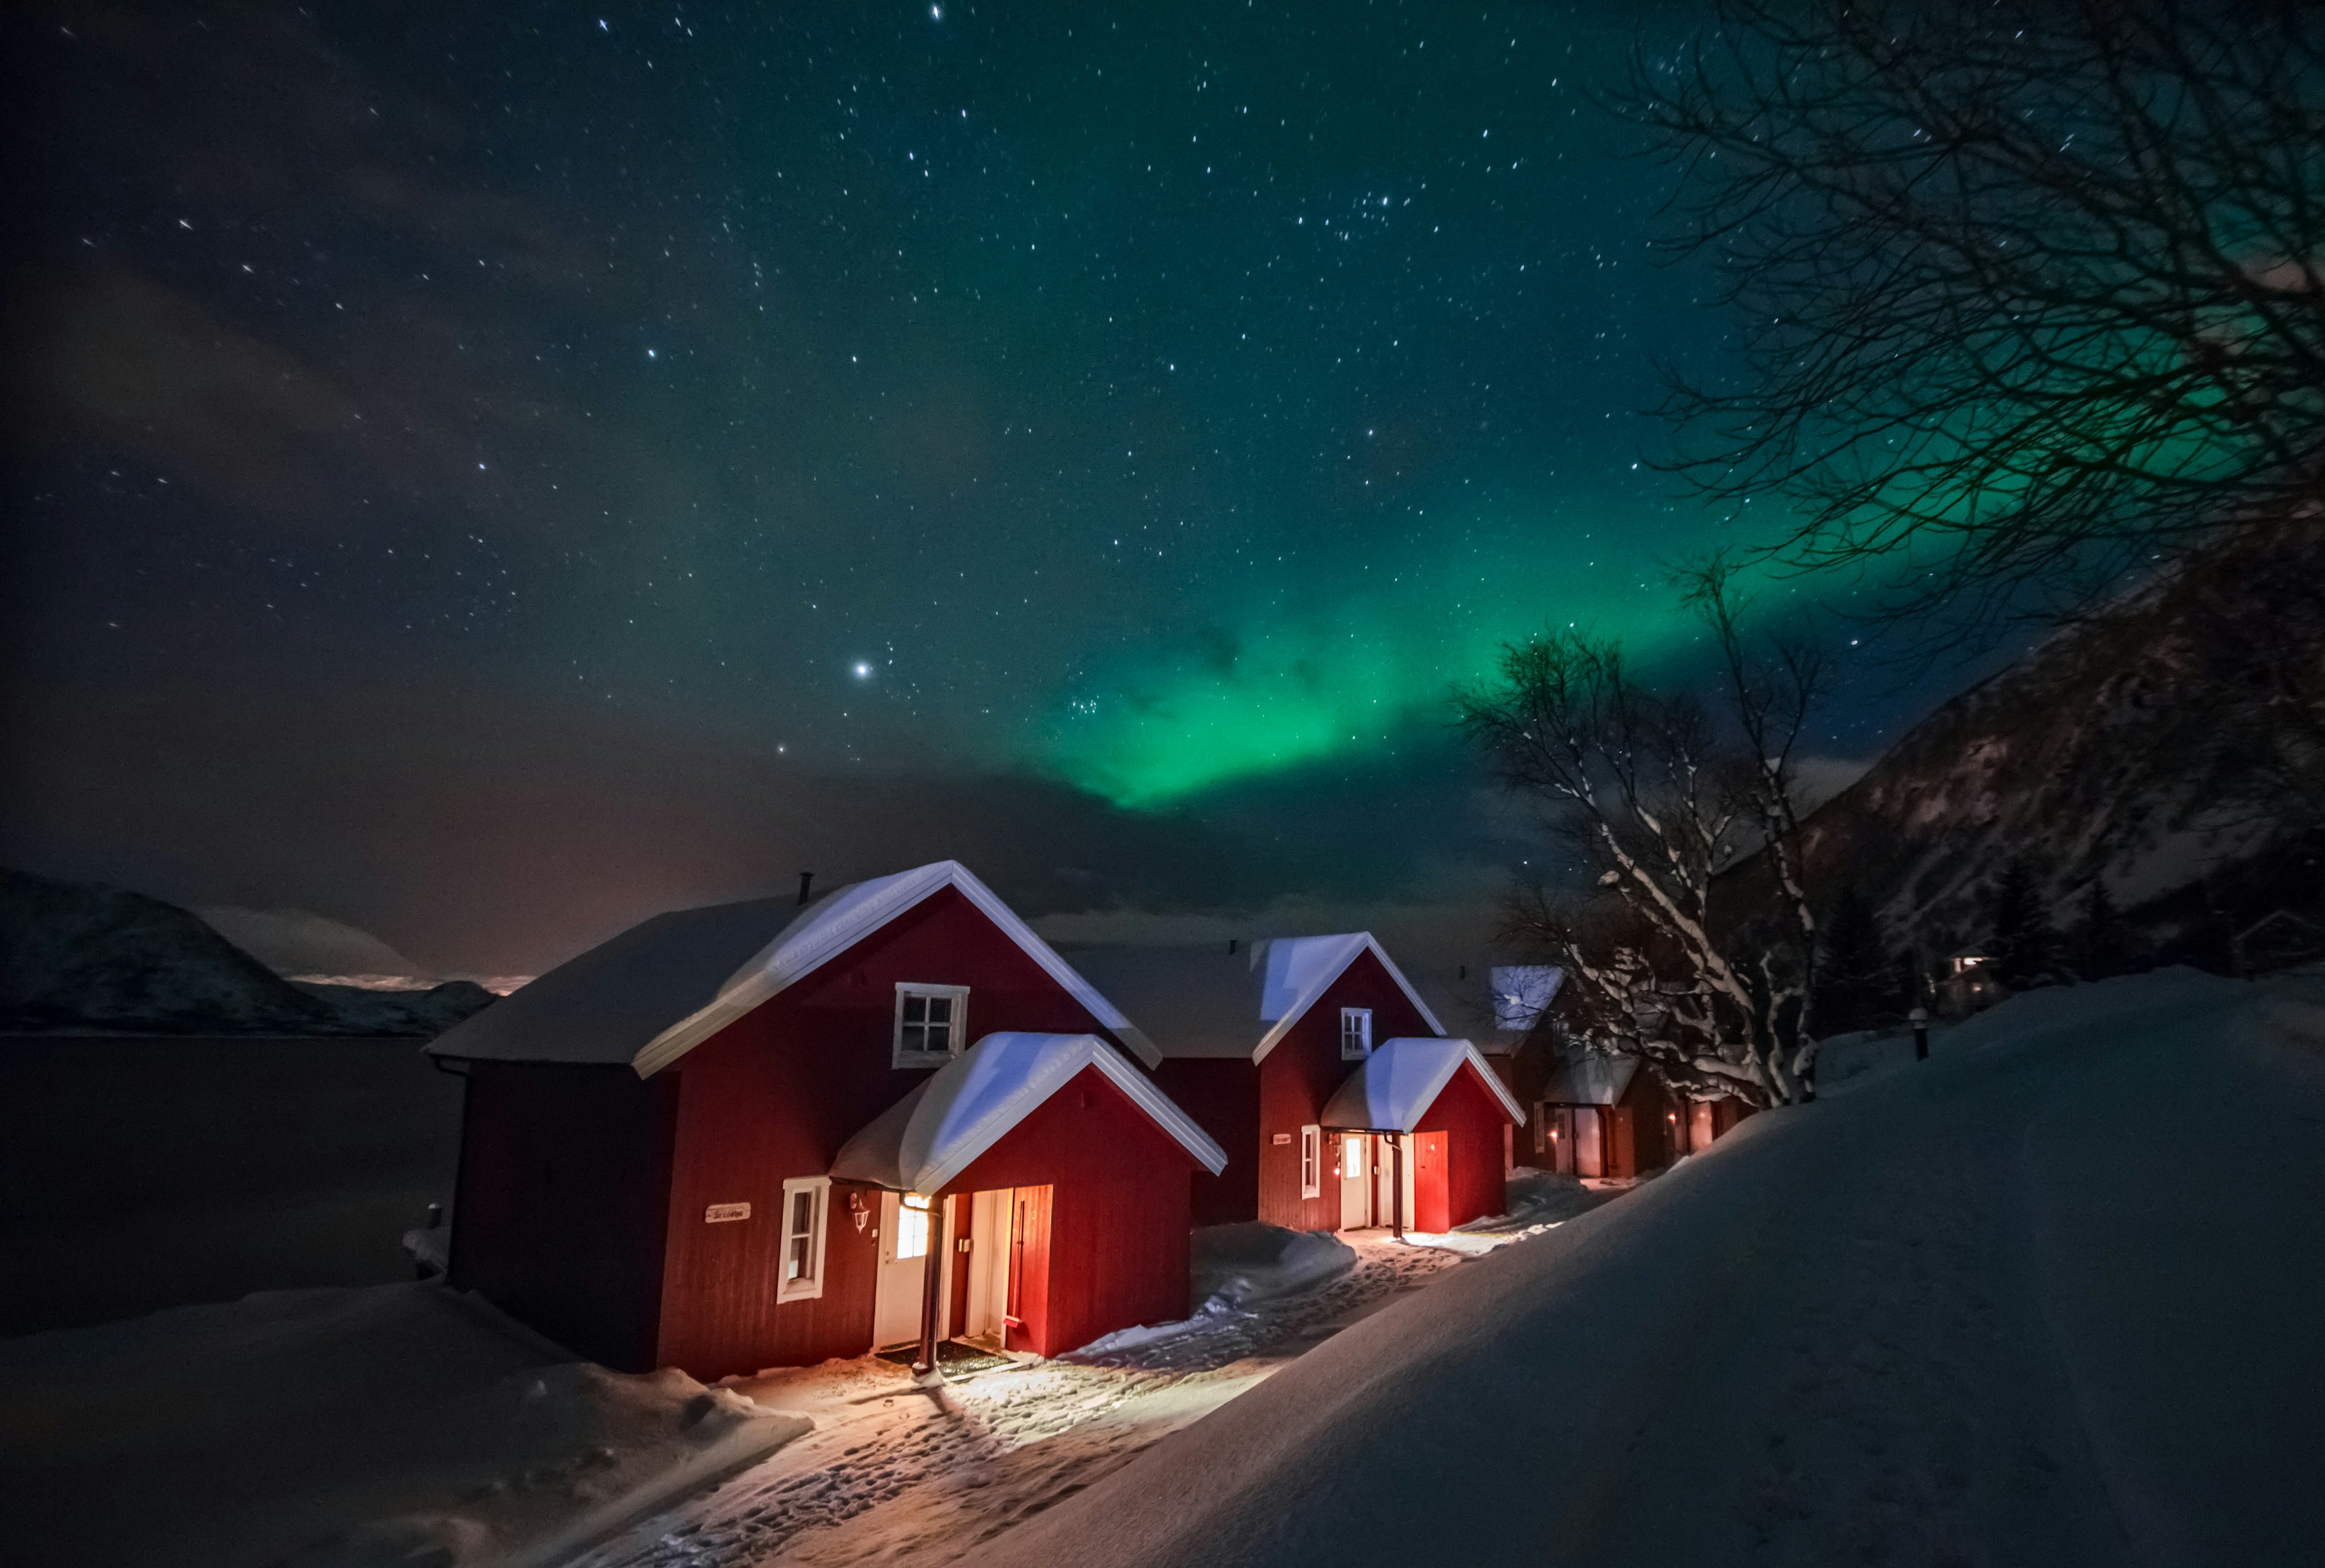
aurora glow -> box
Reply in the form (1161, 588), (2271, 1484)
(9, 0), (1872, 962)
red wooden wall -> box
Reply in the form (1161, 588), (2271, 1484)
(1149, 1058), (1258, 1227)
(946, 1064), (1197, 1358)
(653, 886), (1124, 1377)
(1252, 949), (1436, 1231)
(1413, 1061), (1514, 1230)
(447, 1062), (679, 1372)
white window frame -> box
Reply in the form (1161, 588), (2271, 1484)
(1339, 1007), (1374, 1061)
(1299, 1124), (1322, 1199)
(778, 1176), (830, 1302)
(893, 983), (971, 1068)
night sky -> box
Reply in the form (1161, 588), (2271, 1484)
(3, 2), (1945, 972)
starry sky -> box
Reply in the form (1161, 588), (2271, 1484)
(2, 1), (1947, 971)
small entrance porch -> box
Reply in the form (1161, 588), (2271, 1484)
(1334, 1131), (1422, 1232)
(870, 1185), (1052, 1357)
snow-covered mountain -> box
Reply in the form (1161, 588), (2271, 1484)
(0, 869), (493, 1036)
(1772, 525), (2325, 963)
(194, 904), (422, 979)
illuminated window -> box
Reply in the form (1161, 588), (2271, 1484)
(894, 983), (971, 1067)
(1340, 1007), (1373, 1061)
(895, 1193), (931, 1260)
(779, 1176), (829, 1302)
(1299, 1125), (1322, 1199)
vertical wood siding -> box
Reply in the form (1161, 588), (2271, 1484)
(1149, 1058), (1259, 1227)
(1255, 949), (1437, 1231)
(447, 1062), (678, 1371)
(946, 1064), (1196, 1358)
(1414, 1061), (1515, 1230)
(654, 886), (1127, 1378)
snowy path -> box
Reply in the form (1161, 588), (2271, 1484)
(957, 968), (2325, 1568)
(569, 1231), (1516, 1567)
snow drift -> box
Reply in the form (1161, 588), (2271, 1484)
(0, 1282), (810, 1568)
(969, 967), (2325, 1568)
(1191, 1223), (1357, 1309)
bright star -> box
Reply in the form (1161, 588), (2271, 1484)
(852, 661), (873, 679)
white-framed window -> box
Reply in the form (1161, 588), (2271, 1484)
(1299, 1125), (1322, 1199)
(893, 983), (971, 1067)
(895, 1193), (932, 1260)
(1339, 1007), (1373, 1061)
(778, 1176), (830, 1302)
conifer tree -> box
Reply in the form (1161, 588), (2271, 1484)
(1817, 885), (1893, 1032)
(2072, 880), (2128, 981)
(1989, 860), (2058, 990)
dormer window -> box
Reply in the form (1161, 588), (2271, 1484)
(1340, 1007), (1373, 1061)
(894, 983), (970, 1068)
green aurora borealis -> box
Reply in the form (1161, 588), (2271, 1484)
(8, 0), (1858, 960)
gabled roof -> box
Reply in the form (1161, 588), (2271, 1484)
(829, 1032), (1227, 1194)
(1537, 1051), (1640, 1107)
(427, 860), (1155, 1075)
(1062, 934), (1443, 1062)
(1318, 1036), (1524, 1132)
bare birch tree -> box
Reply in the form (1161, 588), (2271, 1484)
(1457, 568), (1829, 1106)
(1623, 0), (2325, 628)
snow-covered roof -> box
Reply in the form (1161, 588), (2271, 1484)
(830, 1032), (1227, 1194)
(1537, 1051), (1640, 1107)
(427, 861), (1155, 1075)
(1491, 966), (1563, 1034)
(1062, 934), (1443, 1062)
(1403, 962), (1563, 1055)
(1317, 1037), (1523, 1132)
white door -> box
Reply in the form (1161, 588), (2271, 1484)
(1339, 1135), (1371, 1228)
(1573, 1108), (1604, 1178)
(1370, 1136), (1418, 1230)
(872, 1191), (932, 1348)
(961, 1188), (1014, 1346)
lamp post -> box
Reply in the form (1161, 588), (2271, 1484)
(1910, 1006), (1930, 1062)
(914, 1195), (948, 1382)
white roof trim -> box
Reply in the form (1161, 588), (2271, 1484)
(1318, 1037), (1525, 1132)
(1248, 932), (1447, 1065)
(631, 860), (1157, 1077)
(829, 1032), (1228, 1194)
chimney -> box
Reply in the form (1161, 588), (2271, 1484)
(797, 871), (816, 906)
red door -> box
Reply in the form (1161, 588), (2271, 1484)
(1412, 1130), (1450, 1232)
(1005, 1185), (1053, 1356)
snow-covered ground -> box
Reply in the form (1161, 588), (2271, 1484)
(0, 1283), (809, 1568)
(569, 1222), (1594, 1568)
(957, 966), (2325, 1568)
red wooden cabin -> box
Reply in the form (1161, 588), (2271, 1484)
(1318, 1037), (1526, 1232)
(1529, 1051), (1753, 1179)
(1067, 935), (1519, 1233)
(426, 861), (1222, 1379)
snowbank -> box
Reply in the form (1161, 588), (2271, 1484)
(966, 965), (2325, 1567)
(1457, 1166), (1598, 1233)
(1072, 1225), (1359, 1359)
(0, 1283), (809, 1568)
(1191, 1222), (1357, 1309)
